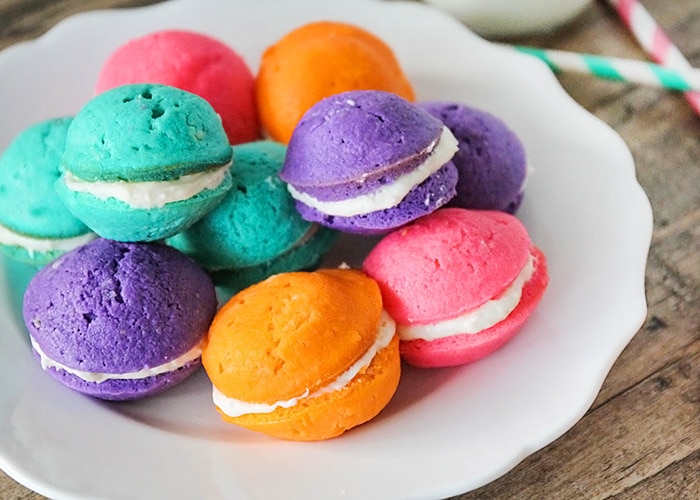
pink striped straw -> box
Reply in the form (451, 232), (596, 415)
(605, 0), (700, 115)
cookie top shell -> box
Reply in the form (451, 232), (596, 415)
(62, 83), (232, 182)
(362, 208), (532, 324)
(0, 117), (89, 239)
(420, 101), (527, 213)
(280, 90), (444, 188)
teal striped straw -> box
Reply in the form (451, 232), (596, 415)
(510, 45), (700, 92)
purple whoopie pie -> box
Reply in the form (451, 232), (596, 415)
(419, 102), (528, 214)
(279, 90), (459, 235)
(22, 238), (217, 401)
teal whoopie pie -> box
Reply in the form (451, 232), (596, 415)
(55, 83), (233, 242)
(0, 117), (96, 267)
(166, 141), (338, 294)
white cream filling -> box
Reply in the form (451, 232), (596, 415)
(62, 161), (231, 209)
(29, 336), (203, 383)
(0, 223), (96, 254)
(287, 126), (459, 217)
(399, 253), (535, 341)
(213, 310), (396, 418)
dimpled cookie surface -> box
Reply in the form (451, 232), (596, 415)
(420, 102), (527, 213)
(62, 83), (232, 182)
(256, 21), (415, 143)
(167, 141), (314, 270)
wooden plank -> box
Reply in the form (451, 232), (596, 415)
(594, 224), (700, 407)
(0, 0), (166, 50)
(614, 449), (700, 500)
(0, 470), (42, 500)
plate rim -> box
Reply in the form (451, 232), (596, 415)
(0, 0), (652, 498)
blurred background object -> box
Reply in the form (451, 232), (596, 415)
(422, 0), (591, 37)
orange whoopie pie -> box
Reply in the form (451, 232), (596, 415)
(255, 21), (415, 144)
(202, 268), (400, 441)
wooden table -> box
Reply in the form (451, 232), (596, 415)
(1, 0), (698, 498)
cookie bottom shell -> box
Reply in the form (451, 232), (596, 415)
(215, 335), (400, 441)
(400, 247), (548, 368)
(34, 354), (202, 401)
(294, 161), (458, 235)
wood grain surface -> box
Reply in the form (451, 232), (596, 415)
(1, 0), (698, 498)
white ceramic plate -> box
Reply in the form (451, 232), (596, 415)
(0, 0), (652, 498)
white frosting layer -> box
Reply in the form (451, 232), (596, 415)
(213, 310), (396, 418)
(0, 223), (96, 254)
(287, 126), (459, 217)
(62, 162), (231, 209)
(399, 253), (535, 341)
(30, 336), (203, 383)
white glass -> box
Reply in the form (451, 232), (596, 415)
(424, 0), (592, 37)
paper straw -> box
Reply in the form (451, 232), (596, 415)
(605, 0), (700, 115)
(512, 46), (700, 92)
